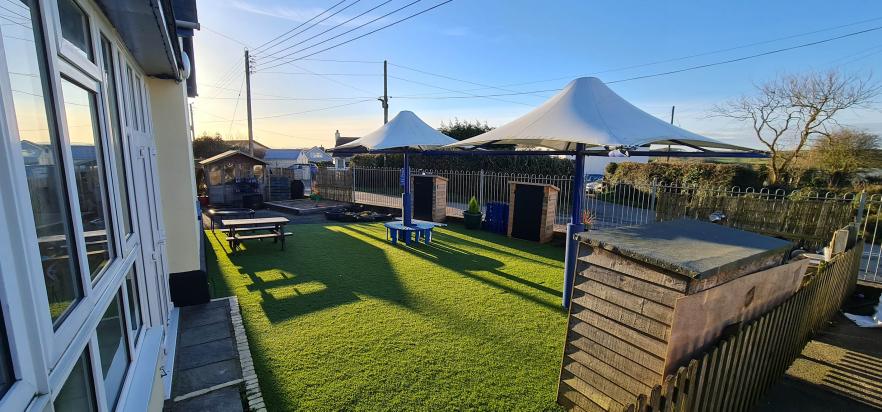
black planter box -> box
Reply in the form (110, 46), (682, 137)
(169, 270), (211, 307)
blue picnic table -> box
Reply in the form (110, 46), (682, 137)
(384, 221), (441, 245)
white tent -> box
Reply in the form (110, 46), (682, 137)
(335, 111), (456, 226)
(447, 77), (760, 309)
(336, 110), (456, 151)
(449, 77), (753, 152)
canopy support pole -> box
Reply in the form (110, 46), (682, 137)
(402, 153), (412, 226)
(563, 144), (586, 308)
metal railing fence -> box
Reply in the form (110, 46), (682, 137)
(313, 166), (881, 284)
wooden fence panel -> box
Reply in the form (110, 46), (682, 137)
(314, 168), (353, 202)
(589, 243), (865, 412)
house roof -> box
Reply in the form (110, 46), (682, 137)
(199, 150), (266, 166)
(94, 0), (183, 79)
(263, 149), (305, 161)
(227, 140), (272, 151)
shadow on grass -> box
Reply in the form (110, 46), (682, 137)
(216, 225), (409, 323)
(341, 225), (564, 312)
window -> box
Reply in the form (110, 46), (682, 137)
(5, 0), (83, 325)
(0, 305), (14, 399)
(53, 350), (97, 411)
(134, 75), (145, 131)
(56, 0), (92, 60)
(99, 36), (132, 237)
(125, 65), (137, 131)
(125, 268), (142, 335)
(96, 294), (129, 409)
(61, 78), (114, 279)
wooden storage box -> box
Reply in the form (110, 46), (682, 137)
(507, 182), (559, 243)
(557, 219), (804, 411)
(411, 174), (448, 223)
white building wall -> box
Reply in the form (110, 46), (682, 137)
(147, 78), (201, 274)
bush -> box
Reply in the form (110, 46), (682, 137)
(605, 162), (763, 188)
(467, 196), (480, 214)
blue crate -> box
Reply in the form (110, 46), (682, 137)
(484, 202), (509, 234)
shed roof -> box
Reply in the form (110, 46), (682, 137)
(199, 150), (266, 166)
(575, 219), (791, 279)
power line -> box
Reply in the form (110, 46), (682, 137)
(257, 0), (366, 58)
(260, 71), (380, 76)
(258, 0), (426, 66)
(395, 15), (882, 98)
(299, 58), (382, 64)
(227, 77), (245, 137)
(388, 62), (547, 98)
(390, 75), (533, 106)
(393, 24), (882, 100)
(200, 95), (374, 101)
(253, 0), (348, 53)
(254, 99), (374, 120)
(277, 63), (376, 94)
(202, 25), (251, 48)
(257, 0), (391, 61)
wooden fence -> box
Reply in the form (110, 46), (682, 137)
(655, 189), (855, 249)
(314, 168), (352, 202)
(618, 242), (862, 412)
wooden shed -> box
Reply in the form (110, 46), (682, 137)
(199, 150), (266, 207)
(557, 219), (804, 411)
(507, 182), (558, 243)
(412, 174), (448, 223)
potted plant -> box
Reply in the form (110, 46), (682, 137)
(463, 196), (482, 229)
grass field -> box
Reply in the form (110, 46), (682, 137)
(205, 222), (568, 411)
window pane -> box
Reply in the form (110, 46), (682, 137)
(134, 75), (144, 131)
(4, 0), (83, 325)
(56, 0), (92, 60)
(125, 66), (137, 131)
(96, 294), (129, 409)
(125, 268), (141, 334)
(0, 304), (15, 398)
(99, 37), (132, 236)
(53, 350), (97, 412)
(61, 78), (113, 279)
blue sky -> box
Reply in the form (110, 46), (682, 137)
(192, 0), (882, 149)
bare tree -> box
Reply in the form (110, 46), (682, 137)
(714, 70), (878, 186)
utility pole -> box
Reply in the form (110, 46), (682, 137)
(378, 59), (389, 124)
(245, 48), (255, 156)
(667, 105), (675, 162)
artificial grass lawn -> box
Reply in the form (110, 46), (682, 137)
(205, 222), (568, 411)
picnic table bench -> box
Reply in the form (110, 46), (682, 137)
(208, 208), (255, 230)
(384, 221), (444, 245)
(222, 217), (292, 251)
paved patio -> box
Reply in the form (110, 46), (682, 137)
(164, 298), (265, 412)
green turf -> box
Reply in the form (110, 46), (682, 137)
(205, 222), (568, 411)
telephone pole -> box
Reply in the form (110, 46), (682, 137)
(378, 60), (389, 124)
(245, 48), (255, 156)
(667, 105), (675, 162)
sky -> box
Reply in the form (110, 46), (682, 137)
(192, 0), (882, 150)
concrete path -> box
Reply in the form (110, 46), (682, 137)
(756, 286), (882, 411)
(163, 298), (265, 412)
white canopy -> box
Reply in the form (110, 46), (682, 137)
(336, 110), (456, 151)
(449, 77), (754, 152)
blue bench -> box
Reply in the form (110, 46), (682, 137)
(384, 222), (437, 245)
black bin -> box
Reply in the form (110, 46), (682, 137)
(169, 270), (211, 307)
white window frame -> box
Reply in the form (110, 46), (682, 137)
(50, 0), (101, 82)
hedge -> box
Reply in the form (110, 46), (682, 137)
(605, 162), (763, 188)
(350, 154), (574, 175)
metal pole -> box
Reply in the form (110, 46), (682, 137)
(563, 143), (586, 308)
(245, 49), (254, 156)
(380, 60), (389, 124)
(666, 105), (674, 162)
(402, 153), (412, 225)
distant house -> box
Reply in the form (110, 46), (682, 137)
(264, 146), (332, 168)
(263, 149), (309, 168)
(333, 130), (360, 169)
(20, 140), (48, 166)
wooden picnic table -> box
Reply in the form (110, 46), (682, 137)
(208, 208), (255, 230)
(222, 217), (291, 251)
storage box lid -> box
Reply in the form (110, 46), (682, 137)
(575, 219), (792, 279)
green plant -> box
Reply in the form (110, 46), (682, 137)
(467, 196), (480, 214)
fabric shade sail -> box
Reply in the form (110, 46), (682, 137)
(336, 110), (456, 151)
(449, 77), (755, 152)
